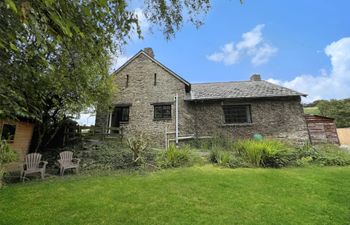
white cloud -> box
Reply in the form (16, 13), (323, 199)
(109, 54), (130, 73)
(250, 43), (278, 65)
(207, 43), (240, 65)
(268, 37), (350, 102)
(134, 8), (150, 34)
(237, 24), (265, 50)
(128, 8), (150, 41)
(207, 24), (277, 66)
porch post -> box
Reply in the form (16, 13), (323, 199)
(107, 111), (112, 134)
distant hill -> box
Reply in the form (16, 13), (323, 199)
(304, 107), (320, 115)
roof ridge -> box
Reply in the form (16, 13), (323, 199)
(192, 80), (253, 85)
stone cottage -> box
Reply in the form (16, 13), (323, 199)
(96, 48), (310, 146)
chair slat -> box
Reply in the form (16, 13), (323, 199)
(26, 153), (42, 169)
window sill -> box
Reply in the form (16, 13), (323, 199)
(120, 121), (129, 124)
(153, 118), (172, 121)
(221, 123), (253, 127)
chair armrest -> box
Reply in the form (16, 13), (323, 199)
(73, 158), (81, 164)
(57, 159), (63, 166)
(40, 161), (48, 168)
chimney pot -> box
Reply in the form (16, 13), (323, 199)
(143, 48), (154, 58)
(250, 74), (261, 81)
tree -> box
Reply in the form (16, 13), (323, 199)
(318, 99), (350, 128)
(0, 0), (214, 150)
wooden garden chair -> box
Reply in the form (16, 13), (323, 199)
(20, 153), (48, 182)
(57, 151), (80, 176)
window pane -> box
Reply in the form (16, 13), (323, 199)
(154, 106), (163, 119)
(121, 107), (129, 121)
(112, 106), (129, 125)
(223, 105), (251, 124)
(1, 124), (16, 141)
(154, 105), (171, 119)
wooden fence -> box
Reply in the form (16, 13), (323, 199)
(337, 128), (350, 145)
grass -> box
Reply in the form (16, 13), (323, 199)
(1, 166), (350, 225)
(304, 107), (321, 115)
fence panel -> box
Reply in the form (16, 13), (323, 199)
(337, 128), (350, 145)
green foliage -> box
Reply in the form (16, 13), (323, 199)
(81, 142), (134, 170)
(126, 133), (149, 165)
(157, 145), (193, 168)
(209, 147), (250, 168)
(312, 144), (350, 166)
(0, 140), (17, 187)
(292, 143), (350, 167)
(0, 140), (17, 164)
(233, 139), (289, 167)
(296, 142), (319, 159)
(317, 99), (350, 128)
(209, 147), (231, 166)
(296, 156), (313, 167)
(206, 138), (350, 169)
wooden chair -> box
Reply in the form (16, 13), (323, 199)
(58, 151), (80, 176)
(20, 153), (48, 182)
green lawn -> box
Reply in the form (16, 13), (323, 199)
(1, 166), (350, 225)
(304, 107), (321, 115)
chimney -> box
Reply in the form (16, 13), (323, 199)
(250, 74), (261, 81)
(143, 48), (154, 58)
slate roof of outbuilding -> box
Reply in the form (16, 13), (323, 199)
(185, 80), (306, 101)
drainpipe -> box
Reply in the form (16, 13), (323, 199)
(175, 93), (179, 146)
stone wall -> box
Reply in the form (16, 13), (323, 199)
(95, 53), (194, 146)
(188, 97), (309, 144)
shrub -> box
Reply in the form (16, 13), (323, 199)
(296, 142), (319, 159)
(312, 144), (350, 166)
(227, 156), (252, 168)
(0, 141), (17, 187)
(126, 133), (149, 165)
(209, 146), (251, 168)
(234, 140), (264, 167)
(209, 147), (231, 166)
(296, 156), (313, 167)
(263, 145), (300, 168)
(233, 139), (291, 167)
(81, 142), (134, 170)
(157, 145), (193, 168)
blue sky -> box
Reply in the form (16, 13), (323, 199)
(112, 0), (350, 103)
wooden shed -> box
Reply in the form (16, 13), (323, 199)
(0, 119), (35, 169)
(305, 115), (340, 145)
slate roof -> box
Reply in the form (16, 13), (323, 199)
(185, 80), (306, 101)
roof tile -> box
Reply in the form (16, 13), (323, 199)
(186, 80), (306, 100)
